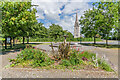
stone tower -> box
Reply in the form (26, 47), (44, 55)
(74, 13), (80, 38)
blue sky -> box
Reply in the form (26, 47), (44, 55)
(32, 0), (95, 34)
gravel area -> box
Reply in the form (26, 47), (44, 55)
(1, 41), (119, 78)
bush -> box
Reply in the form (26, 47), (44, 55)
(25, 37), (102, 42)
(10, 48), (54, 67)
(97, 59), (113, 71)
(69, 52), (80, 65)
(60, 49), (96, 66)
(33, 51), (54, 67)
(60, 59), (71, 67)
(78, 51), (96, 61)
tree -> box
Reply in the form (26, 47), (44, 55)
(94, 2), (118, 45)
(1, 1), (37, 47)
(48, 24), (63, 40)
(63, 30), (73, 41)
(15, 2), (37, 44)
(118, 1), (120, 41)
(79, 4), (101, 44)
(34, 23), (48, 38)
(80, 2), (118, 45)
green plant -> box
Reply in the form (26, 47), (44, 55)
(51, 42), (71, 60)
(97, 59), (113, 71)
(58, 42), (71, 59)
(32, 51), (54, 67)
(69, 52), (80, 65)
(10, 64), (15, 67)
(60, 59), (71, 67)
(9, 48), (54, 68)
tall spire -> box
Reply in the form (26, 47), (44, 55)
(74, 13), (79, 27)
(76, 13), (78, 22)
(74, 13), (80, 38)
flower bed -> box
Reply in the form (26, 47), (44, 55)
(9, 43), (113, 72)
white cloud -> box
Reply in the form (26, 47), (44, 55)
(32, 0), (92, 34)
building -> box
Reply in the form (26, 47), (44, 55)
(74, 13), (80, 38)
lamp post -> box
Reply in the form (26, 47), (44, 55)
(80, 27), (82, 44)
(63, 35), (68, 44)
(80, 35), (82, 44)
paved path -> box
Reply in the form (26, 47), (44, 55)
(28, 40), (119, 45)
(35, 43), (118, 72)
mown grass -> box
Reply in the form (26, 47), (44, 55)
(81, 43), (120, 49)
(2, 43), (51, 54)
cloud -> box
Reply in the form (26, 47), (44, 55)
(32, 0), (93, 34)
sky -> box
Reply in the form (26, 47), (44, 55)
(31, 0), (96, 34)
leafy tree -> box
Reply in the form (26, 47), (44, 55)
(48, 24), (63, 40)
(35, 23), (48, 38)
(63, 30), (73, 40)
(94, 2), (118, 45)
(80, 4), (101, 44)
(15, 2), (37, 44)
(118, 1), (120, 41)
(1, 1), (37, 48)
(80, 2), (118, 45)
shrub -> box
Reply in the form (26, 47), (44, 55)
(97, 59), (113, 71)
(69, 52), (80, 65)
(51, 42), (71, 60)
(60, 50), (95, 66)
(58, 42), (71, 59)
(10, 48), (54, 67)
(60, 59), (71, 67)
(78, 51), (96, 61)
(32, 51), (54, 67)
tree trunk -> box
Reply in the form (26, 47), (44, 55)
(94, 36), (96, 44)
(23, 36), (25, 44)
(106, 39), (108, 46)
(13, 37), (15, 46)
(27, 36), (29, 44)
(5, 37), (7, 49)
(10, 37), (12, 48)
(106, 34), (108, 46)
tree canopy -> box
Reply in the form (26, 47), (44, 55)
(79, 1), (118, 45)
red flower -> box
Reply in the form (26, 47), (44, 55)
(32, 50), (33, 52)
(73, 45), (76, 49)
(81, 51), (84, 54)
(77, 48), (80, 51)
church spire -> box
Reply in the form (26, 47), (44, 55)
(76, 13), (78, 22)
(74, 13), (79, 27)
(74, 13), (80, 38)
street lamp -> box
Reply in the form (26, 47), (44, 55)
(63, 34), (68, 44)
(80, 26), (82, 44)
(80, 35), (82, 44)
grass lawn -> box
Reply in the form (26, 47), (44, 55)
(2, 42), (51, 54)
(80, 43), (120, 49)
